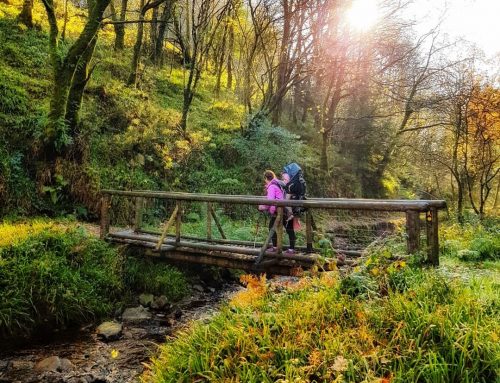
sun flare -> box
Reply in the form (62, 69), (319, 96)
(346, 0), (380, 32)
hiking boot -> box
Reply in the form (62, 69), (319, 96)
(266, 247), (277, 254)
(285, 249), (295, 255)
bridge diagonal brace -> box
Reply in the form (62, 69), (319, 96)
(209, 204), (226, 239)
(156, 205), (179, 251)
(255, 208), (283, 265)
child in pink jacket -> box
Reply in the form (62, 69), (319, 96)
(258, 170), (295, 253)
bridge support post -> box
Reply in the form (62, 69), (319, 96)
(426, 207), (439, 266)
(405, 210), (420, 254)
(134, 197), (144, 232)
(207, 202), (212, 240)
(100, 194), (110, 240)
(175, 201), (182, 245)
(306, 210), (313, 253)
(276, 207), (284, 254)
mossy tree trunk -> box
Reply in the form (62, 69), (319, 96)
(65, 36), (98, 151)
(40, 0), (111, 158)
(109, 0), (128, 50)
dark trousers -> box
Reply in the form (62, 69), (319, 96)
(269, 215), (296, 249)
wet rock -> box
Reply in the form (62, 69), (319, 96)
(122, 306), (152, 323)
(151, 295), (169, 310)
(96, 321), (122, 341)
(174, 308), (183, 320)
(8, 360), (34, 370)
(35, 356), (62, 372)
(193, 284), (204, 293)
(138, 294), (154, 307)
(60, 358), (75, 371)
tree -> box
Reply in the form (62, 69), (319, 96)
(175, 0), (231, 131)
(464, 84), (500, 218)
(108, 0), (129, 50)
(18, 0), (34, 28)
(127, 0), (169, 86)
(40, 0), (111, 159)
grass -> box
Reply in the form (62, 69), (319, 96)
(0, 220), (123, 337)
(143, 220), (500, 383)
(0, 219), (192, 338)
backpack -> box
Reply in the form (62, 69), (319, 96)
(283, 163), (307, 216)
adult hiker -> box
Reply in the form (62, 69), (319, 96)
(258, 170), (296, 254)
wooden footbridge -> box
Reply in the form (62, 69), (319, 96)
(100, 190), (446, 274)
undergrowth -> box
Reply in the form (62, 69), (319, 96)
(0, 220), (191, 338)
(144, 244), (500, 383)
(0, 220), (123, 338)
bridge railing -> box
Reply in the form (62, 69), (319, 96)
(100, 190), (446, 265)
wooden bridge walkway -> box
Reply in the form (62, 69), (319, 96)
(100, 190), (446, 275)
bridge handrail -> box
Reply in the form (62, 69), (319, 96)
(101, 189), (446, 212)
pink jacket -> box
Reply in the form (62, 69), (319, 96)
(258, 179), (284, 215)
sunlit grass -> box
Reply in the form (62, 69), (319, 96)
(144, 254), (499, 382)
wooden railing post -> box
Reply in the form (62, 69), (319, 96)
(175, 201), (182, 245)
(100, 194), (110, 240)
(426, 207), (439, 266)
(405, 210), (420, 254)
(306, 210), (313, 253)
(207, 202), (212, 240)
(276, 207), (284, 254)
(134, 197), (144, 232)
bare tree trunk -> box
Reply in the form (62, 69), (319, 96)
(320, 130), (329, 173)
(214, 23), (228, 95)
(153, 1), (173, 65)
(18, 0), (34, 28)
(150, 6), (159, 55)
(112, 0), (128, 50)
(61, 0), (69, 40)
(127, 0), (146, 86)
(271, 0), (291, 125)
(226, 10), (234, 89)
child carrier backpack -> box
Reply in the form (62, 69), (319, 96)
(283, 163), (307, 216)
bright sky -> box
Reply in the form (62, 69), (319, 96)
(407, 0), (500, 58)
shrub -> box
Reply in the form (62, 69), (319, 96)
(0, 222), (123, 338)
(469, 236), (499, 260)
(457, 249), (482, 262)
(144, 267), (499, 383)
(124, 256), (189, 301)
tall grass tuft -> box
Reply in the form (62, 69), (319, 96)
(144, 263), (499, 382)
(0, 221), (123, 338)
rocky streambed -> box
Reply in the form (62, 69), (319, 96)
(0, 281), (243, 383)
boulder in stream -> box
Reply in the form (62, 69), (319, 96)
(122, 306), (152, 323)
(35, 356), (74, 372)
(96, 321), (123, 341)
(151, 295), (170, 310)
(138, 293), (154, 307)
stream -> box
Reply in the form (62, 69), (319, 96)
(0, 280), (244, 383)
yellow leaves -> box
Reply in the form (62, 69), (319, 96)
(110, 349), (119, 359)
(331, 355), (349, 372)
(231, 274), (268, 308)
(308, 350), (322, 367)
(0, 221), (58, 247)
